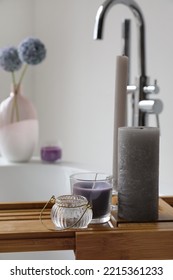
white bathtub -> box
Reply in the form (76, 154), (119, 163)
(0, 157), (87, 260)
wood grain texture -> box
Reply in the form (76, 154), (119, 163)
(1, 198), (173, 259)
(75, 230), (173, 260)
(0, 237), (75, 253)
(75, 197), (173, 259)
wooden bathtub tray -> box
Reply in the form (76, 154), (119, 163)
(0, 196), (173, 259)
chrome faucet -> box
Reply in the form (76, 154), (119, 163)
(93, 0), (162, 127)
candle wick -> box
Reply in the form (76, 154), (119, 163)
(92, 173), (98, 189)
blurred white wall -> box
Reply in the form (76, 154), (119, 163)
(0, 0), (173, 195)
(0, 0), (34, 99)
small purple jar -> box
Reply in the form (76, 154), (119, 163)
(41, 146), (62, 162)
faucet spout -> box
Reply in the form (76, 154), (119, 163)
(93, 0), (146, 78)
(93, 0), (153, 126)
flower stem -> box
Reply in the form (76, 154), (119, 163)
(11, 72), (16, 88)
(11, 94), (20, 123)
(11, 101), (14, 123)
(14, 94), (19, 121)
(10, 64), (28, 123)
(11, 72), (20, 122)
(17, 64), (28, 90)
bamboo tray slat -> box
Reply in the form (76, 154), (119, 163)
(1, 197), (173, 234)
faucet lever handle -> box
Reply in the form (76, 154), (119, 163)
(143, 79), (159, 94)
(139, 99), (163, 115)
(127, 84), (137, 93)
(139, 99), (163, 129)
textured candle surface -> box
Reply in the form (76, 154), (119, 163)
(118, 127), (160, 221)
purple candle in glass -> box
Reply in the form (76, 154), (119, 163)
(41, 146), (62, 162)
(70, 173), (112, 224)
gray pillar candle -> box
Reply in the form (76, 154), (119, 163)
(118, 127), (160, 221)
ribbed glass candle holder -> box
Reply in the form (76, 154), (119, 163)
(51, 195), (92, 229)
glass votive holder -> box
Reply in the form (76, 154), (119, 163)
(51, 195), (93, 229)
(70, 172), (113, 224)
(40, 145), (62, 162)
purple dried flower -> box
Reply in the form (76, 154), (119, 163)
(18, 37), (46, 65)
(0, 47), (22, 72)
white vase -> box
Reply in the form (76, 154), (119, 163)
(0, 87), (39, 162)
(0, 120), (39, 162)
